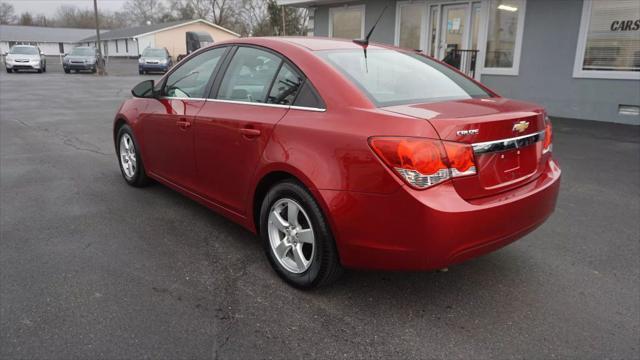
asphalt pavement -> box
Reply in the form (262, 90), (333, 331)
(0, 69), (638, 359)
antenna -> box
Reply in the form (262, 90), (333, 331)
(353, 3), (389, 71)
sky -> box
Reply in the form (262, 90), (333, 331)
(7, 0), (128, 17)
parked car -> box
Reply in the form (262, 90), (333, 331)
(4, 45), (46, 73)
(138, 47), (172, 74)
(113, 38), (561, 289)
(176, 31), (213, 62)
(63, 47), (100, 73)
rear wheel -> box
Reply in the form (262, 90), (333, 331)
(260, 180), (343, 289)
(116, 125), (150, 187)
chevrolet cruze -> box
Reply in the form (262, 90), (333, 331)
(113, 37), (561, 288)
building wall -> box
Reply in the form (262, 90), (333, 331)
(102, 38), (138, 58)
(0, 41), (77, 55)
(153, 22), (239, 60)
(136, 34), (155, 55)
(480, 0), (640, 125)
(310, 0), (640, 124)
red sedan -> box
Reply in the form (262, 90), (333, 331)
(114, 37), (561, 288)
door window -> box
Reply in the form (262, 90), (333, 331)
(216, 47), (282, 103)
(164, 47), (227, 99)
(267, 63), (303, 105)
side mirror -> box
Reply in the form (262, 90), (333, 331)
(131, 79), (157, 98)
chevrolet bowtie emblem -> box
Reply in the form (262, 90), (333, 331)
(512, 121), (530, 133)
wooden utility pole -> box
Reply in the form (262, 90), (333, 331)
(282, 5), (286, 36)
(93, 0), (106, 75)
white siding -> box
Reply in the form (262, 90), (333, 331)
(0, 41), (78, 55)
(136, 34), (155, 55)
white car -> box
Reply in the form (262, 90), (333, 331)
(4, 45), (47, 73)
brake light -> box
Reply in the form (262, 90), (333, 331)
(369, 137), (477, 189)
(543, 116), (553, 154)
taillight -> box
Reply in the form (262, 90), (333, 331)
(369, 137), (477, 189)
(543, 116), (553, 154)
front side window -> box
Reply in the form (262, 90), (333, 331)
(484, 0), (525, 70)
(329, 5), (365, 39)
(319, 49), (490, 107)
(574, 0), (640, 78)
(164, 47), (226, 98)
(216, 47), (282, 103)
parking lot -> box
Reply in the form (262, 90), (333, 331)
(0, 66), (638, 359)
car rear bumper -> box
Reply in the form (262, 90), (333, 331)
(319, 157), (561, 271)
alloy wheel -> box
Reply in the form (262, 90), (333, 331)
(268, 198), (316, 274)
(119, 133), (137, 179)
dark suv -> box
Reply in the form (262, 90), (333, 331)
(63, 47), (100, 73)
(138, 47), (172, 74)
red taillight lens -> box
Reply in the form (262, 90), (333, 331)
(543, 116), (553, 154)
(369, 137), (477, 189)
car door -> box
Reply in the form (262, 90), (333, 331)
(140, 46), (229, 190)
(192, 46), (305, 215)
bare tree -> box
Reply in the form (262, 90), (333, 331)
(123, 0), (167, 25)
(0, 2), (16, 24)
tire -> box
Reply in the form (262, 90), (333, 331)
(43, 65), (46, 72)
(64, 69), (70, 74)
(116, 124), (150, 187)
(139, 70), (144, 75)
(91, 66), (97, 73)
(37, 68), (42, 73)
(260, 180), (343, 289)
(6, 68), (11, 73)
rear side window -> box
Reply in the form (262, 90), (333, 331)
(293, 81), (325, 109)
(164, 47), (226, 98)
(216, 47), (282, 103)
(267, 63), (303, 105)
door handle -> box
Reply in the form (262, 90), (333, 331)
(239, 128), (261, 138)
(176, 118), (191, 129)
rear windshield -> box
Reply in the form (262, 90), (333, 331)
(70, 48), (95, 56)
(318, 49), (491, 107)
(10, 46), (38, 55)
(142, 48), (167, 57)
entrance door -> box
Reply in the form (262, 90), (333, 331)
(438, 4), (468, 60)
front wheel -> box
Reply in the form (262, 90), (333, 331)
(6, 68), (11, 73)
(116, 125), (150, 187)
(260, 181), (343, 289)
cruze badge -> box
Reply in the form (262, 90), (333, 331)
(456, 129), (479, 136)
(512, 121), (530, 133)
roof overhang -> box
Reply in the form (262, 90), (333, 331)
(133, 19), (240, 39)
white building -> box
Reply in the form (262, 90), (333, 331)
(0, 25), (99, 55)
(78, 19), (241, 60)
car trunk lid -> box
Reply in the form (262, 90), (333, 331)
(382, 98), (548, 200)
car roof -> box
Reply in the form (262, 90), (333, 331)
(228, 36), (390, 52)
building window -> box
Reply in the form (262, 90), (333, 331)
(329, 5), (365, 39)
(483, 0), (526, 75)
(58, 43), (64, 54)
(125, 39), (129, 53)
(395, 1), (426, 51)
(573, 0), (640, 79)
(115, 40), (119, 53)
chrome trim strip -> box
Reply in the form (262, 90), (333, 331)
(472, 130), (545, 154)
(290, 105), (326, 112)
(206, 98), (291, 109)
(159, 97), (326, 112)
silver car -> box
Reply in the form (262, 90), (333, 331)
(4, 45), (47, 73)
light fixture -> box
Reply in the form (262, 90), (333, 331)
(497, 4), (518, 11)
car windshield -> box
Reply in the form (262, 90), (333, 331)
(318, 49), (491, 107)
(70, 48), (95, 56)
(10, 47), (38, 55)
(142, 49), (166, 57)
